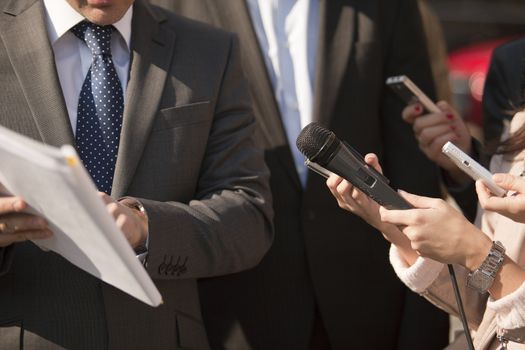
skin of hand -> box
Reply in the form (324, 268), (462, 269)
(98, 193), (148, 249)
(325, 153), (418, 264)
(379, 190), (492, 270)
(402, 101), (472, 184)
(0, 196), (52, 247)
(477, 174), (525, 223)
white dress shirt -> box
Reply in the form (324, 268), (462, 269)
(42, 0), (132, 135)
(247, 0), (319, 187)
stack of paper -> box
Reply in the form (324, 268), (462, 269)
(0, 125), (162, 306)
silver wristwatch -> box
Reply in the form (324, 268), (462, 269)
(466, 240), (505, 294)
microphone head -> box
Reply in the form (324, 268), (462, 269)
(296, 122), (341, 166)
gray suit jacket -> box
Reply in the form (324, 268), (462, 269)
(152, 1), (449, 349)
(0, 0), (273, 349)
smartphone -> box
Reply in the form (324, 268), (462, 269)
(442, 141), (506, 197)
(386, 75), (441, 113)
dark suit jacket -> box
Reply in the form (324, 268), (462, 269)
(153, 1), (450, 349)
(0, 0), (273, 349)
(483, 37), (525, 150)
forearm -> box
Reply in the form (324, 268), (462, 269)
(390, 247), (487, 327)
(142, 191), (273, 280)
(490, 258), (525, 300)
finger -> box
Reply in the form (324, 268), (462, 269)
(326, 175), (344, 202)
(326, 174), (344, 190)
(0, 229), (53, 245)
(424, 132), (460, 160)
(336, 179), (354, 201)
(115, 214), (141, 247)
(397, 190), (441, 209)
(363, 153), (383, 174)
(0, 197), (27, 214)
(475, 180), (492, 207)
(476, 188), (513, 212)
(106, 202), (121, 220)
(115, 214), (127, 230)
(0, 214), (48, 233)
(493, 173), (525, 193)
(402, 103), (424, 124)
(378, 205), (418, 226)
(436, 100), (453, 113)
(412, 113), (450, 136)
(417, 124), (456, 147)
(98, 192), (113, 205)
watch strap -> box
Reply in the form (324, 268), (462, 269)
(467, 240), (505, 293)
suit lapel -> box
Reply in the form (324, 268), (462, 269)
(208, 0), (302, 190)
(313, 0), (355, 126)
(111, 1), (175, 198)
(1, 0), (74, 147)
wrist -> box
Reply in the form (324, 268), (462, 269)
(464, 233), (493, 272)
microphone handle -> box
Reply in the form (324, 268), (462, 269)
(326, 145), (412, 210)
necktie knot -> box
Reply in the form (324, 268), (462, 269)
(72, 21), (114, 56)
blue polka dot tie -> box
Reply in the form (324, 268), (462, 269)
(71, 21), (124, 194)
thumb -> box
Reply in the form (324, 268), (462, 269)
(364, 153), (383, 174)
(493, 173), (525, 193)
(397, 190), (437, 209)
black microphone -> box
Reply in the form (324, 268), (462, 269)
(296, 122), (412, 210)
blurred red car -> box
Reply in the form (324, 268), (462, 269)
(448, 37), (516, 128)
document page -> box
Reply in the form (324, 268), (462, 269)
(0, 126), (162, 306)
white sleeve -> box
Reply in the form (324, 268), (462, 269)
(488, 280), (525, 331)
(389, 244), (445, 293)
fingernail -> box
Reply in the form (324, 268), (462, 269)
(450, 125), (456, 131)
(415, 105), (422, 113)
(446, 113), (454, 120)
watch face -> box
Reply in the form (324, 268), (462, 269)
(469, 271), (492, 293)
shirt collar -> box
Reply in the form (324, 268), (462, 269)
(42, 0), (132, 49)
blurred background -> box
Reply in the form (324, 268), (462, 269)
(426, 0), (525, 139)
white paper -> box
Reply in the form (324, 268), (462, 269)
(0, 125), (162, 307)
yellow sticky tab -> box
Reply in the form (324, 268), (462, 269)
(65, 155), (78, 167)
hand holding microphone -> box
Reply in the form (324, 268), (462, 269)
(296, 122), (411, 210)
(296, 123), (415, 254)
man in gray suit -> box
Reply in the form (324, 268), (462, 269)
(0, 0), (273, 349)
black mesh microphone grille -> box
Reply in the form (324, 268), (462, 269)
(296, 122), (339, 164)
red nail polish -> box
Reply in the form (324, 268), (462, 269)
(415, 105), (421, 113)
(446, 113), (454, 120)
(450, 125), (456, 130)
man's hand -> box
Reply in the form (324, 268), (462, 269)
(0, 196), (52, 247)
(98, 193), (148, 249)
